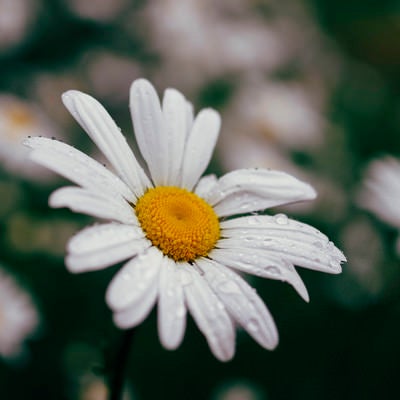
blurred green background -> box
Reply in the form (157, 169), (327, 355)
(0, 0), (400, 399)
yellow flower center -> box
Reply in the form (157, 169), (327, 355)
(135, 186), (220, 262)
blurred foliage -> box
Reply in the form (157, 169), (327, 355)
(0, 0), (400, 399)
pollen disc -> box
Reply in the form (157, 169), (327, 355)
(135, 186), (220, 262)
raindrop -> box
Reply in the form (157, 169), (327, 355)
(329, 259), (340, 269)
(246, 319), (259, 333)
(122, 273), (131, 281)
(180, 270), (193, 286)
(265, 266), (280, 276)
(175, 305), (185, 318)
(247, 216), (261, 225)
(274, 213), (288, 225)
(217, 280), (241, 294)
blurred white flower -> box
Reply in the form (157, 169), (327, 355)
(341, 217), (385, 296)
(141, 0), (291, 92)
(358, 157), (400, 228)
(82, 51), (141, 104)
(25, 78), (344, 361)
(78, 374), (132, 400)
(0, 267), (39, 360)
(64, 0), (128, 22)
(32, 71), (87, 128)
(217, 98), (348, 222)
(221, 80), (325, 152)
(211, 379), (266, 400)
(6, 212), (81, 256)
(0, 95), (61, 181)
(0, 0), (38, 51)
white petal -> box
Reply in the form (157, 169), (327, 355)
(194, 174), (218, 200)
(130, 79), (168, 185)
(49, 186), (137, 224)
(66, 223), (149, 273)
(209, 247), (309, 302)
(180, 264), (235, 362)
(218, 215), (345, 274)
(221, 215), (345, 261)
(162, 88), (188, 186)
(62, 90), (151, 197)
(203, 169), (316, 217)
(106, 247), (163, 311)
(113, 277), (158, 329)
(157, 258), (186, 350)
(198, 258), (278, 350)
(24, 137), (134, 200)
(186, 101), (194, 132)
(180, 109), (221, 190)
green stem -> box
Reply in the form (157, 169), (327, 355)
(109, 328), (135, 400)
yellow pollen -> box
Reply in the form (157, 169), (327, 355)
(8, 105), (36, 128)
(135, 186), (220, 262)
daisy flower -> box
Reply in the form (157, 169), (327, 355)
(24, 78), (345, 361)
(358, 156), (400, 251)
(0, 94), (61, 181)
(0, 266), (40, 360)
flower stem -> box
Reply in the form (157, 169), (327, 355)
(109, 328), (135, 400)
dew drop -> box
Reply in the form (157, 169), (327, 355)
(329, 259), (340, 269)
(247, 216), (261, 225)
(274, 213), (288, 225)
(175, 305), (185, 318)
(246, 319), (259, 333)
(122, 273), (131, 281)
(265, 266), (280, 276)
(313, 241), (324, 249)
(217, 280), (241, 294)
(180, 270), (193, 286)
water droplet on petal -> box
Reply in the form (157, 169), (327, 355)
(246, 319), (259, 333)
(217, 280), (241, 295)
(122, 273), (131, 281)
(329, 259), (340, 269)
(274, 213), (288, 225)
(265, 266), (280, 276)
(248, 216), (261, 225)
(175, 305), (185, 318)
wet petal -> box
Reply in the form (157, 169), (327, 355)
(162, 88), (189, 186)
(50, 186), (137, 224)
(180, 264), (235, 362)
(204, 168), (316, 217)
(218, 215), (345, 274)
(106, 247), (163, 312)
(194, 174), (218, 200)
(66, 223), (149, 273)
(209, 247), (309, 302)
(24, 137), (134, 200)
(157, 258), (187, 350)
(198, 258), (278, 350)
(62, 90), (151, 197)
(130, 79), (168, 186)
(180, 109), (220, 190)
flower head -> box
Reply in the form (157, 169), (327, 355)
(0, 94), (60, 181)
(0, 266), (40, 360)
(358, 156), (400, 253)
(24, 78), (345, 361)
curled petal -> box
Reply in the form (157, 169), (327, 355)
(204, 168), (316, 217)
